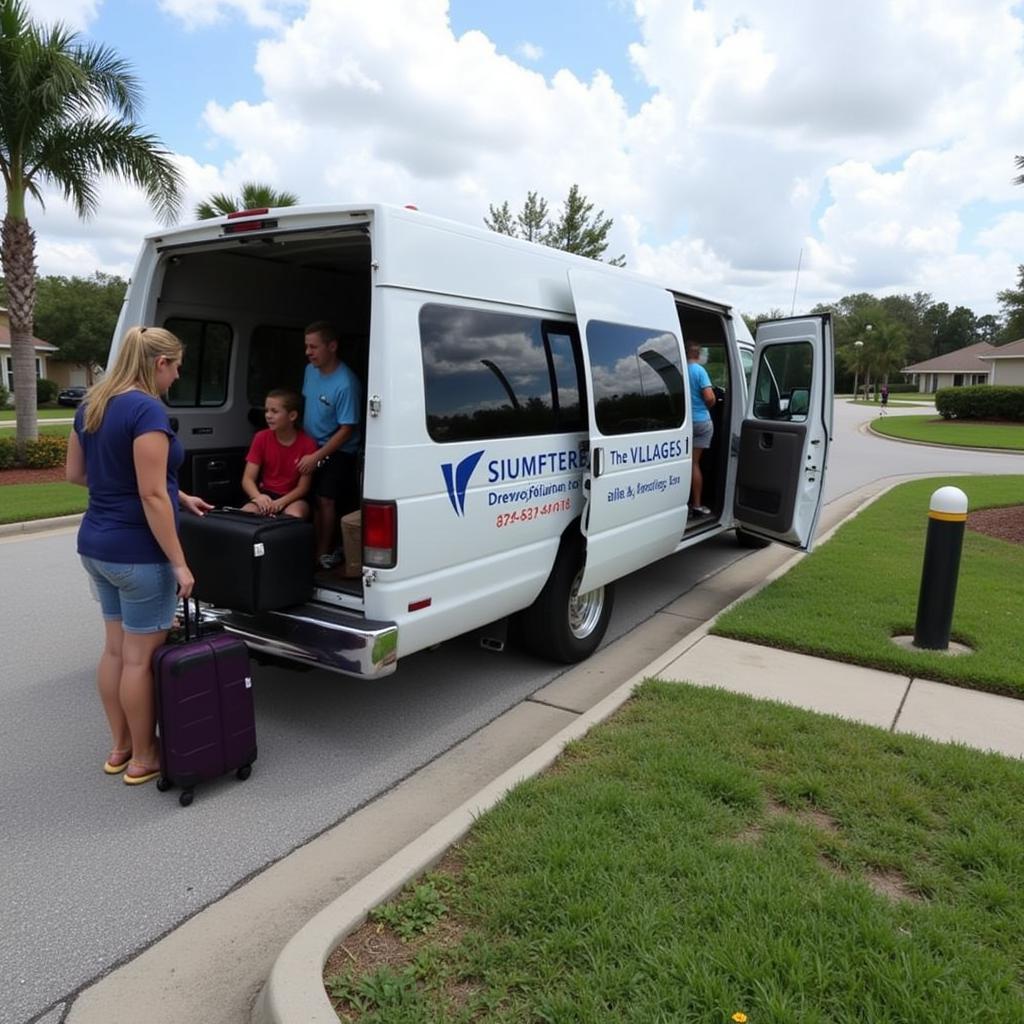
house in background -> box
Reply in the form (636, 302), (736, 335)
(978, 338), (1024, 385)
(902, 341), (996, 392)
(0, 306), (87, 392)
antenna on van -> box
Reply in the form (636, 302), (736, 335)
(790, 247), (803, 316)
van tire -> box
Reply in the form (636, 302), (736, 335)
(735, 527), (771, 549)
(519, 535), (614, 663)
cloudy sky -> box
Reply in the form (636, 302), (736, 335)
(22, 0), (1024, 317)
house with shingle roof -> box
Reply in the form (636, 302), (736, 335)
(977, 338), (1024, 386)
(902, 341), (1001, 392)
(0, 307), (60, 395)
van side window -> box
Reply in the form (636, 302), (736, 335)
(753, 341), (813, 422)
(586, 321), (685, 435)
(247, 325), (307, 405)
(164, 318), (231, 407)
(420, 304), (584, 442)
(544, 328), (586, 432)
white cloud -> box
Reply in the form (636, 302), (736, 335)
(24, 0), (99, 30)
(22, 0), (1024, 319)
(158, 0), (301, 31)
(517, 41), (543, 62)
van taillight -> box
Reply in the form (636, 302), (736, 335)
(363, 500), (397, 568)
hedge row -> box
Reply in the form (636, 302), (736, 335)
(935, 385), (1024, 421)
(0, 434), (68, 469)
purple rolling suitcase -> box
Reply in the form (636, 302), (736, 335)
(152, 601), (257, 806)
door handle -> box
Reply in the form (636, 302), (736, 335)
(592, 447), (604, 479)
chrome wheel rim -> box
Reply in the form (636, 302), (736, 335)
(568, 570), (604, 639)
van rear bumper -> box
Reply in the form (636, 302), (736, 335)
(204, 603), (398, 678)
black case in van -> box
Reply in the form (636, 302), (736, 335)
(179, 509), (314, 612)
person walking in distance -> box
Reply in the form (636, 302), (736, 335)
(65, 326), (212, 785)
(296, 321), (362, 568)
(686, 342), (716, 516)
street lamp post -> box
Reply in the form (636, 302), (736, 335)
(856, 323), (873, 399)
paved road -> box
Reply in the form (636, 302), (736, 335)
(3, 399), (1020, 1024)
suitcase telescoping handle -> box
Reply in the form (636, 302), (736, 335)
(181, 596), (202, 641)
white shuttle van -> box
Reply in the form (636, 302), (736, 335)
(110, 203), (833, 678)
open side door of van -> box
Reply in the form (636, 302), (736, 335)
(569, 269), (691, 592)
(733, 313), (834, 550)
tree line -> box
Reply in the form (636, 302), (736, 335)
(743, 269), (1024, 394)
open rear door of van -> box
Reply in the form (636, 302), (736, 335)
(733, 313), (834, 550)
(569, 269), (690, 592)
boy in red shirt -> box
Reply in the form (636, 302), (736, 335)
(241, 389), (318, 518)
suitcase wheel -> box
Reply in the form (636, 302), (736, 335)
(157, 776), (172, 792)
(236, 764), (252, 781)
(179, 789), (195, 808)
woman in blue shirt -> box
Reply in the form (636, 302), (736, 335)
(66, 326), (212, 785)
(687, 342), (717, 516)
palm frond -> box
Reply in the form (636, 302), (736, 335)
(195, 192), (240, 219)
(28, 116), (182, 223)
(1014, 155), (1024, 187)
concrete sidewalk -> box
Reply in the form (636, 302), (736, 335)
(60, 481), (1024, 1024)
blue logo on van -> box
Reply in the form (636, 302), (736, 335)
(442, 450), (485, 516)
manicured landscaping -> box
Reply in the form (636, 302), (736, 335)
(713, 476), (1024, 697)
(325, 683), (1024, 1023)
(0, 407), (75, 421)
(871, 415), (1024, 450)
(0, 482), (86, 524)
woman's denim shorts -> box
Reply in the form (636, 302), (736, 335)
(80, 556), (177, 634)
(693, 419), (714, 449)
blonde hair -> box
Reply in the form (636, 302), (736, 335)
(83, 326), (183, 432)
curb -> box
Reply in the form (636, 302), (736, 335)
(0, 512), (82, 538)
(251, 484), (896, 1024)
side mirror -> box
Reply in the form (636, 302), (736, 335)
(788, 388), (810, 418)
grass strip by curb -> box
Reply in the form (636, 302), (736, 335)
(870, 415), (1024, 450)
(324, 684), (1024, 1023)
(712, 476), (1024, 698)
(0, 482), (87, 524)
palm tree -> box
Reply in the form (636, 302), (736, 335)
(1015, 155), (1024, 187)
(865, 321), (908, 394)
(0, 0), (182, 451)
(195, 182), (299, 220)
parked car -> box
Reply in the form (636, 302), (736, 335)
(57, 386), (87, 407)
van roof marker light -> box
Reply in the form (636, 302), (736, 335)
(227, 208), (270, 218)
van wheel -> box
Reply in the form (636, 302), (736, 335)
(735, 527), (771, 549)
(520, 535), (614, 663)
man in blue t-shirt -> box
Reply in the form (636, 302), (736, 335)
(686, 342), (716, 516)
(297, 320), (362, 569)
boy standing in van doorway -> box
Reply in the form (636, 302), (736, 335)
(297, 321), (361, 569)
(687, 342), (716, 516)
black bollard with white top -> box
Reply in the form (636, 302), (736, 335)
(913, 486), (968, 651)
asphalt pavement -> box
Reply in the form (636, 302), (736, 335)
(5, 398), (1022, 1024)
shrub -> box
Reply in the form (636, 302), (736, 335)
(36, 377), (59, 404)
(21, 434), (67, 468)
(935, 386), (1024, 421)
(0, 382), (9, 408)
(887, 383), (919, 394)
(0, 436), (16, 469)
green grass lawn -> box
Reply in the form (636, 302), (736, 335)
(0, 407), (74, 422)
(0, 482), (86, 524)
(714, 476), (1024, 698)
(871, 415), (1024, 450)
(325, 684), (1024, 1023)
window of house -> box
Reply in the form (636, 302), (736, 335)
(164, 318), (232, 407)
(4, 356), (41, 390)
(586, 320), (685, 435)
(420, 304), (585, 442)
